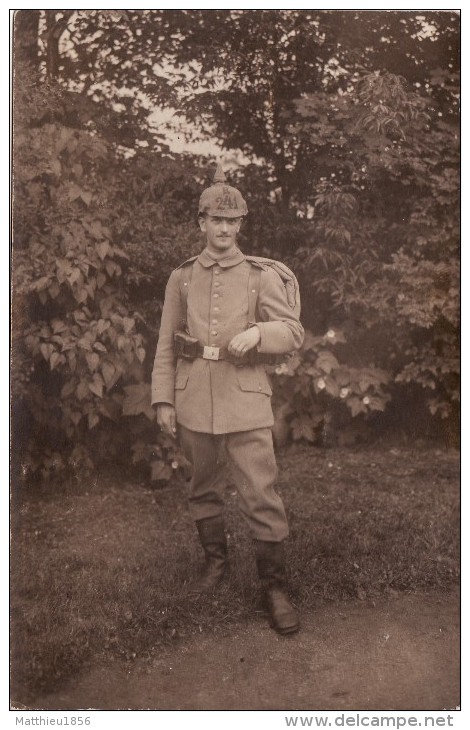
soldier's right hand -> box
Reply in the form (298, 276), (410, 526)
(156, 404), (177, 439)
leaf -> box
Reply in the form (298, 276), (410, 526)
(67, 268), (82, 286)
(89, 375), (104, 398)
(105, 260), (119, 277)
(88, 412), (99, 429)
(136, 346), (146, 364)
(356, 586), (366, 601)
(123, 317), (135, 334)
(96, 241), (110, 260)
(76, 380), (89, 401)
(334, 370), (350, 387)
(48, 281), (61, 299)
(51, 319), (67, 334)
(49, 352), (62, 370)
(102, 361), (117, 389)
(34, 276), (50, 291)
(86, 353), (100, 372)
(150, 460), (173, 482)
(100, 397), (122, 421)
(74, 287), (88, 304)
(97, 318), (110, 335)
(112, 246), (129, 260)
(122, 383), (155, 420)
(93, 342), (107, 352)
(78, 337), (93, 352)
(70, 412), (82, 426)
(68, 351), (77, 372)
(40, 343), (54, 361)
(56, 127), (74, 153)
(88, 221), (104, 239)
(24, 334), (39, 351)
(80, 190), (93, 206)
(324, 376), (340, 398)
(305, 365), (320, 377)
(291, 416), (315, 442)
(369, 396), (386, 412)
(316, 351), (340, 374)
(333, 330), (347, 344)
(67, 184), (83, 202)
(285, 351), (301, 374)
(61, 380), (76, 399)
(302, 331), (323, 352)
(347, 397), (366, 418)
(86, 281), (96, 300)
(117, 335), (128, 350)
(50, 158), (61, 176)
(73, 310), (87, 324)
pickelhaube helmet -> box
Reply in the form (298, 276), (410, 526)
(198, 163), (248, 218)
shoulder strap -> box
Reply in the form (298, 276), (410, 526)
(177, 256), (197, 330)
(247, 265), (262, 326)
(175, 254), (198, 271)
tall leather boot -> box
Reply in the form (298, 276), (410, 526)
(255, 540), (299, 635)
(188, 515), (228, 595)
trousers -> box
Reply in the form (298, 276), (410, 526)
(179, 425), (289, 542)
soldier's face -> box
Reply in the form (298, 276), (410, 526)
(199, 215), (242, 252)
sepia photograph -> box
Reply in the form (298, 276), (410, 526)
(10, 8), (460, 714)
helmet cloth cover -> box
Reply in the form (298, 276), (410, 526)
(198, 164), (248, 218)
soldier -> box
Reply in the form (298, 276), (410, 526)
(152, 164), (304, 635)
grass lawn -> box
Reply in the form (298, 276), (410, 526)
(11, 443), (459, 703)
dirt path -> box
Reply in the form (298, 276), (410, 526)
(28, 591), (459, 711)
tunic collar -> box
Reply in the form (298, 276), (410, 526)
(198, 247), (246, 269)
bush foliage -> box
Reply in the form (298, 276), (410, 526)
(12, 11), (459, 483)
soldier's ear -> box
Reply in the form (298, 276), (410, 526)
(198, 215), (207, 232)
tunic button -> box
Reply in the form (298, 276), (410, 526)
(213, 307), (220, 313)
(258, 386), (262, 391)
(211, 331), (218, 336)
(212, 319), (218, 324)
(213, 293), (219, 298)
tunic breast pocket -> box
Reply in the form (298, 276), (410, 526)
(236, 365), (272, 396)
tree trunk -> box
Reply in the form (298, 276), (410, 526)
(45, 10), (73, 80)
(45, 11), (60, 80)
(13, 10), (40, 72)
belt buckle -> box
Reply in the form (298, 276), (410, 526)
(203, 345), (220, 361)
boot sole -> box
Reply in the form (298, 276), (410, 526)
(270, 620), (300, 635)
(187, 572), (228, 596)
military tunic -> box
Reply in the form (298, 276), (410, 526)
(151, 247), (304, 432)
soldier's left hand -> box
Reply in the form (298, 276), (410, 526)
(228, 326), (261, 357)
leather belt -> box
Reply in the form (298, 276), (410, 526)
(182, 342), (281, 366)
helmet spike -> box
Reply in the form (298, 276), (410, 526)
(213, 163), (226, 184)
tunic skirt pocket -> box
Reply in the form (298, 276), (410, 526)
(175, 359), (191, 390)
(236, 365), (272, 396)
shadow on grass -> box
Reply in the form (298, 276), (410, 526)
(11, 444), (459, 703)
